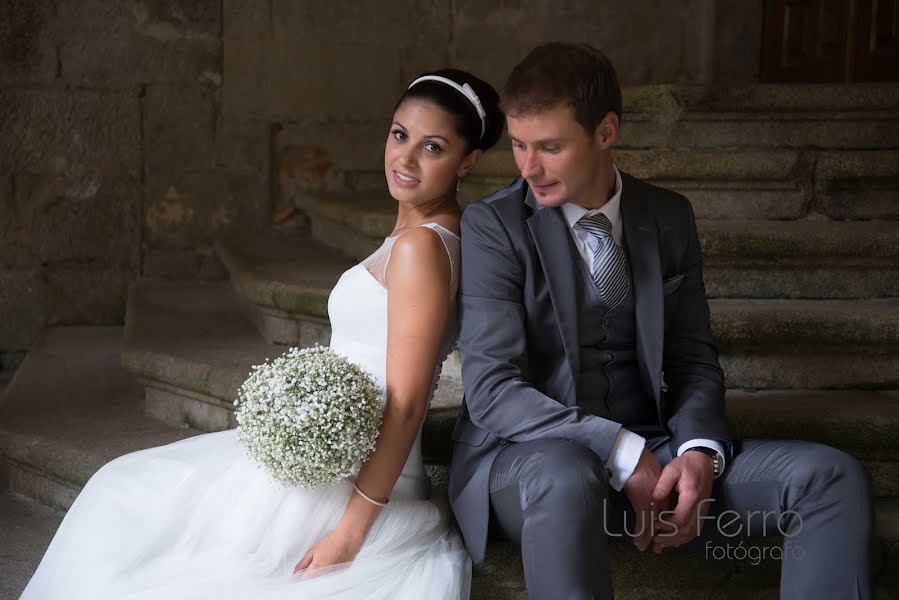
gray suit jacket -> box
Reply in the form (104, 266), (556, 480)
(449, 173), (732, 563)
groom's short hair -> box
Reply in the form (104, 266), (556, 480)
(501, 42), (622, 135)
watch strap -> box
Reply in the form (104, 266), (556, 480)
(686, 446), (723, 478)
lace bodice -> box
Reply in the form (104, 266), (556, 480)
(327, 222), (460, 498)
(360, 223), (460, 290)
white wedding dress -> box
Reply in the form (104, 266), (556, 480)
(21, 223), (470, 600)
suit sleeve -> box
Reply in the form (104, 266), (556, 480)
(662, 199), (732, 457)
(458, 201), (624, 464)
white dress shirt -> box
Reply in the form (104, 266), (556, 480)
(559, 166), (725, 490)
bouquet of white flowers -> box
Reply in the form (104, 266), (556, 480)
(235, 346), (383, 488)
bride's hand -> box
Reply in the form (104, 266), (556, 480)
(293, 527), (364, 577)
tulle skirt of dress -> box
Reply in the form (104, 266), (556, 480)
(21, 430), (471, 600)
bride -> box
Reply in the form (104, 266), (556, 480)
(21, 69), (503, 600)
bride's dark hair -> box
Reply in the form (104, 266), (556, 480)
(397, 69), (504, 153)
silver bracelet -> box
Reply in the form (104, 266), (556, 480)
(354, 483), (388, 507)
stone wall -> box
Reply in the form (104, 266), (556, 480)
(0, 0), (271, 362)
(0, 0), (763, 359)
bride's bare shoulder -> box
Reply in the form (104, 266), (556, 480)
(385, 227), (452, 287)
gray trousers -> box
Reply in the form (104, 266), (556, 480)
(488, 437), (874, 600)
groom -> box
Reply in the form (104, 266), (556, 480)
(449, 42), (874, 599)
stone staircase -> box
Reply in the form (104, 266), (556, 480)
(1, 83), (898, 599)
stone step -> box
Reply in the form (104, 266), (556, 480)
(721, 351), (899, 389)
(814, 151), (899, 221)
(711, 299), (899, 389)
(878, 498), (899, 591)
(699, 220), (899, 260)
(121, 281), (462, 433)
(599, 84), (899, 151)
(724, 390), (899, 460)
(623, 83), (899, 114)
(214, 233), (352, 346)
(705, 264), (899, 299)
(710, 299), (899, 347)
(0, 327), (198, 512)
(617, 109), (899, 151)
(700, 220), (899, 299)
(299, 191), (394, 261)
(122, 281), (286, 431)
(0, 493), (64, 600)
(340, 148), (899, 221)
(423, 389), (899, 497)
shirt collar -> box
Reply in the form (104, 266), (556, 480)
(560, 165), (622, 231)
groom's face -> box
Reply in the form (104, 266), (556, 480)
(507, 103), (610, 209)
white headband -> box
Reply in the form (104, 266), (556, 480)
(408, 75), (486, 140)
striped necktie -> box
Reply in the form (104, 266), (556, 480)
(577, 212), (629, 310)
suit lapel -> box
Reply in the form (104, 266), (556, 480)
(525, 189), (580, 403)
(620, 174), (663, 405)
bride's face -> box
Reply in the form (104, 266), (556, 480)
(384, 98), (471, 206)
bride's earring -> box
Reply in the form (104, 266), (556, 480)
(456, 177), (462, 193)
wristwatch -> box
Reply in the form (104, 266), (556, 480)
(686, 446), (723, 478)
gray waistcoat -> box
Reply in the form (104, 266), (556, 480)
(575, 253), (659, 435)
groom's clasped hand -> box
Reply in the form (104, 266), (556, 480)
(623, 448), (715, 553)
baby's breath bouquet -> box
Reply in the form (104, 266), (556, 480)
(235, 346), (383, 488)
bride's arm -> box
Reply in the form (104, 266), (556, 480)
(295, 227), (453, 574)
